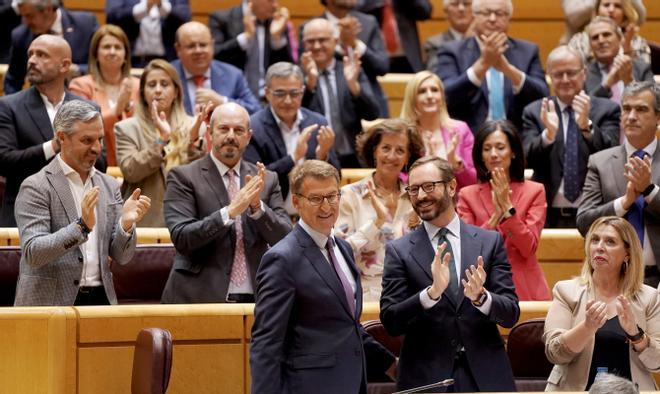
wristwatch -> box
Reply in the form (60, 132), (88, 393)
(626, 325), (645, 344)
(641, 184), (655, 198)
(76, 217), (91, 236)
(502, 206), (516, 220)
(471, 289), (488, 307)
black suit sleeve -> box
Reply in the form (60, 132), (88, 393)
(483, 232), (520, 329)
(521, 102), (554, 170)
(0, 99), (49, 178)
(246, 170), (292, 245)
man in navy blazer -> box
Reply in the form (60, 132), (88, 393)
(381, 156), (519, 392)
(244, 62), (340, 211)
(105, 0), (191, 67)
(5, 0), (98, 94)
(0, 35), (105, 227)
(250, 160), (395, 394)
(172, 21), (261, 116)
(435, 0), (548, 132)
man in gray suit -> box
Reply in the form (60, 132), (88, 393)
(14, 100), (151, 306)
(424, 0), (473, 71)
(577, 81), (660, 286)
(161, 102), (292, 304)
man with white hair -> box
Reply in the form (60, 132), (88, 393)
(424, 0), (474, 71)
(435, 0), (548, 132)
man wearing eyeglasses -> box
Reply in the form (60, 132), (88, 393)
(251, 159), (396, 393)
(161, 102), (291, 304)
(521, 45), (621, 228)
(380, 156), (519, 392)
(424, 0), (474, 72)
(245, 61), (340, 215)
(435, 0), (548, 132)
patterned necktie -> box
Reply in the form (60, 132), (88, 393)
(487, 67), (505, 120)
(563, 106), (581, 202)
(325, 236), (356, 317)
(227, 170), (248, 286)
(437, 228), (459, 301)
(625, 150), (648, 246)
(381, 0), (400, 55)
(244, 24), (261, 98)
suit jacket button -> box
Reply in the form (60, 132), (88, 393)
(78, 256), (83, 263)
(73, 280), (79, 286)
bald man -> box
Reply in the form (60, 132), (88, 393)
(0, 35), (105, 226)
(161, 102), (291, 304)
(172, 21), (261, 116)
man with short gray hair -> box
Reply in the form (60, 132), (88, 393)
(14, 99), (151, 306)
(245, 61), (340, 214)
(5, 0), (98, 94)
(424, 0), (474, 71)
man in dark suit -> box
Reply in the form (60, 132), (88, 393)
(300, 18), (379, 168)
(5, 0), (98, 95)
(105, 0), (191, 67)
(209, 0), (294, 100)
(577, 81), (660, 286)
(583, 16), (654, 104)
(435, 0), (548, 132)
(301, 0), (390, 116)
(14, 99), (150, 306)
(244, 62), (340, 215)
(250, 159), (395, 393)
(172, 21), (261, 116)
(0, 35), (106, 227)
(424, 0), (473, 71)
(356, 0), (432, 73)
(161, 102), (291, 304)
(380, 156), (520, 392)
(521, 45), (620, 228)
(0, 0), (21, 63)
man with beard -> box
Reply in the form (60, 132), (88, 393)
(380, 156), (520, 392)
(161, 102), (292, 303)
(0, 34), (106, 226)
(14, 99), (151, 306)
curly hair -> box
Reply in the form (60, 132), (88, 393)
(355, 118), (424, 169)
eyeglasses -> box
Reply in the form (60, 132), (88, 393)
(549, 68), (584, 80)
(215, 125), (249, 137)
(270, 89), (304, 99)
(474, 9), (509, 18)
(296, 192), (341, 206)
(405, 181), (447, 196)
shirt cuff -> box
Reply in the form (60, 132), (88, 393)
(467, 66), (482, 87)
(43, 140), (56, 160)
(473, 290), (492, 315)
(419, 286), (441, 309)
(248, 200), (265, 220)
(220, 206), (235, 226)
(158, 0), (172, 16)
(118, 218), (134, 236)
(541, 129), (554, 146)
(289, 154), (305, 166)
(237, 32), (250, 50)
(512, 73), (526, 94)
(645, 185), (659, 203)
(354, 40), (367, 57)
(613, 197), (627, 217)
(132, 0), (149, 20)
(270, 34), (288, 50)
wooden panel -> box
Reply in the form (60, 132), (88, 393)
(78, 346), (133, 394)
(0, 227), (18, 246)
(537, 229), (584, 262)
(541, 262), (583, 293)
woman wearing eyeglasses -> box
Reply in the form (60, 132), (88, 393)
(457, 120), (550, 300)
(336, 118), (424, 302)
(115, 59), (208, 227)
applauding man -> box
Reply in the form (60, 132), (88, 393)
(14, 100), (151, 306)
(380, 156), (519, 392)
(161, 102), (291, 304)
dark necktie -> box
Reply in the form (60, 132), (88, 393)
(437, 228), (459, 301)
(244, 22), (262, 98)
(563, 106), (581, 202)
(320, 69), (350, 156)
(325, 236), (356, 317)
(625, 150), (648, 246)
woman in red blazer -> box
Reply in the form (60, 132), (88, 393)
(457, 120), (550, 300)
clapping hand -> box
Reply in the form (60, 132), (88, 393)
(315, 126), (335, 160)
(300, 51), (318, 90)
(540, 97), (559, 140)
(270, 7), (290, 39)
(150, 100), (171, 142)
(121, 188), (151, 232)
(427, 242), (452, 300)
(81, 186), (100, 230)
(584, 299), (608, 332)
(229, 163), (265, 218)
(462, 256), (487, 302)
(343, 51), (362, 96)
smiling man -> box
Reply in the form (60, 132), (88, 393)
(250, 159), (395, 394)
(161, 102), (291, 304)
(577, 81), (660, 287)
(14, 99), (151, 306)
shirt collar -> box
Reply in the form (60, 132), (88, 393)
(423, 211), (460, 240)
(56, 153), (96, 182)
(49, 8), (63, 36)
(320, 58), (337, 75)
(625, 138), (657, 158)
(448, 28), (464, 40)
(183, 66), (211, 81)
(270, 107), (304, 132)
(298, 218), (335, 249)
(39, 90), (66, 107)
(209, 153), (241, 178)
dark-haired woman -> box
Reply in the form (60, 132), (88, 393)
(457, 120), (550, 300)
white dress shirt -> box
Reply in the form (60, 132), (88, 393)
(40, 91), (65, 160)
(270, 107), (305, 214)
(132, 0), (170, 56)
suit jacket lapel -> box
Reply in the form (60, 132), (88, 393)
(200, 155), (230, 205)
(611, 146), (628, 196)
(91, 172), (107, 263)
(409, 226), (434, 282)
(61, 11), (75, 46)
(336, 237), (361, 319)
(466, 38), (488, 99)
(25, 87), (53, 141)
(176, 61), (194, 114)
(239, 161), (258, 245)
(263, 109), (288, 158)
(45, 160), (78, 224)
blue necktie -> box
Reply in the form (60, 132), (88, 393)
(563, 106), (581, 202)
(437, 228), (459, 301)
(488, 67), (505, 120)
(625, 150), (648, 246)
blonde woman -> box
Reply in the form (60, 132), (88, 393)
(544, 216), (660, 391)
(115, 59), (207, 227)
(400, 70), (476, 191)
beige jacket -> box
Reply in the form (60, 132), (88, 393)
(544, 278), (660, 391)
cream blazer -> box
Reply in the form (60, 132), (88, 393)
(543, 278), (660, 391)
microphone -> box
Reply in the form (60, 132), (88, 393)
(392, 378), (455, 394)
